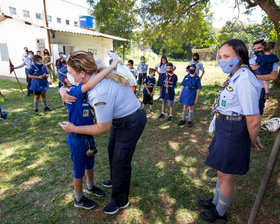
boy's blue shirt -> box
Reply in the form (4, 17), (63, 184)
(66, 85), (94, 126)
(143, 76), (156, 95)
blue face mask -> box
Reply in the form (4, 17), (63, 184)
(218, 56), (240, 74)
(141, 60), (145, 63)
(254, 50), (264, 57)
(189, 69), (195, 74)
(36, 62), (43, 65)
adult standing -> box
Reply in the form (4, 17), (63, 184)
(198, 39), (263, 223)
(190, 53), (205, 80)
(60, 51), (147, 215)
(22, 47), (28, 61)
(43, 49), (55, 84)
(14, 51), (34, 96)
(249, 39), (279, 115)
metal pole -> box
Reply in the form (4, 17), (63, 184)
(248, 133), (280, 224)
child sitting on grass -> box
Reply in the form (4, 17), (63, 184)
(142, 68), (156, 115)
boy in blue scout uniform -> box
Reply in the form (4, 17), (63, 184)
(142, 68), (156, 114)
(27, 55), (52, 115)
(178, 64), (201, 127)
(158, 62), (178, 121)
(64, 80), (105, 210)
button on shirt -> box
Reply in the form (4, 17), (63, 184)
(137, 63), (148, 74)
(217, 67), (261, 116)
(249, 56), (279, 88)
(190, 60), (204, 76)
(86, 77), (141, 123)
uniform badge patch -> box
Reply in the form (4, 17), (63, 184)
(83, 109), (89, 117)
(94, 102), (106, 106)
(221, 100), (226, 107)
(226, 86), (234, 92)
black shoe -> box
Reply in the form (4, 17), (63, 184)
(198, 199), (216, 209)
(103, 179), (112, 188)
(158, 113), (164, 119)
(178, 120), (186, 126)
(103, 201), (129, 215)
(199, 207), (227, 223)
(86, 185), (106, 197)
(74, 196), (97, 210)
(167, 116), (173, 122)
(44, 107), (52, 111)
(187, 121), (192, 127)
(35, 109), (39, 115)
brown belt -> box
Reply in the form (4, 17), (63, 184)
(216, 112), (246, 121)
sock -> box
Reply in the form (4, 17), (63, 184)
(169, 114), (172, 117)
(34, 102), (38, 110)
(74, 191), (84, 202)
(188, 111), (194, 122)
(216, 193), (234, 216)
(86, 180), (94, 190)
(212, 179), (220, 206)
(43, 101), (47, 108)
(182, 109), (187, 121)
(161, 112), (165, 115)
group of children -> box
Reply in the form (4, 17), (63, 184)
(128, 56), (202, 127)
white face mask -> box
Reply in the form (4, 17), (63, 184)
(67, 73), (80, 86)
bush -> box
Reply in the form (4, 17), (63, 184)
(192, 47), (217, 61)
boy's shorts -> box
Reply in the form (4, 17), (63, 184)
(143, 94), (153, 105)
(66, 134), (95, 178)
(138, 73), (147, 85)
(162, 99), (174, 107)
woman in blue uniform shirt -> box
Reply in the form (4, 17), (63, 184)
(59, 51), (147, 215)
(198, 39), (263, 223)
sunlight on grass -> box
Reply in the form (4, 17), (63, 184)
(159, 124), (171, 130)
(168, 140), (179, 151)
(175, 208), (197, 223)
(155, 161), (166, 169)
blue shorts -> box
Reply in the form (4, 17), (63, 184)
(66, 134), (95, 178)
(205, 117), (251, 175)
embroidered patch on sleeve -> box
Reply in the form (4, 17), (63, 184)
(94, 102), (106, 106)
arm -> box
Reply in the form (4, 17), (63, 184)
(199, 70), (205, 80)
(179, 86), (184, 97)
(194, 89), (200, 104)
(28, 74), (42, 79)
(173, 65), (176, 72)
(246, 114), (262, 150)
(143, 83), (150, 94)
(256, 70), (278, 81)
(46, 56), (53, 66)
(14, 63), (25, 69)
(60, 120), (112, 135)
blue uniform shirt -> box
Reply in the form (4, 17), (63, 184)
(143, 76), (156, 95)
(255, 54), (279, 75)
(66, 85), (94, 126)
(28, 64), (49, 92)
(160, 73), (178, 101)
(57, 65), (68, 84)
(85, 77), (141, 123)
(181, 74), (202, 89)
(137, 63), (148, 73)
(22, 57), (34, 69)
(217, 66), (261, 116)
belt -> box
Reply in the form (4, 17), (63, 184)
(69, 133), (92, 139)
(185, 86), (195, 89)
(113, 107), (142, 122)
(216, 112), (246, 121)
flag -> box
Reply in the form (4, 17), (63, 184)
(9, 59), (14, 74)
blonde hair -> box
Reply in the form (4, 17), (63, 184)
(67, 50), (130, 86)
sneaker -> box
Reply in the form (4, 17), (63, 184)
(44, 107), (52, 111)
(103, 201), (129, 215)
(167, 116), (173, 122)
(197, 199), (216, 209)
(74, 196), (97, 210)
(178, 120), (186, 126)
(103, 179), (112, 188)
(187, 121), (192, 127)
(199, 207), (227, 223)
(158, 113), (164, 119)
(35, 109), (39, 115)
(86, 185), (106, 197)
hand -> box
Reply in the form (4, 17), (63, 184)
(194, 99), (198, 105)
(39, 75), (44, 79)
(59, 121), (75, 133)
(109, 59), (123, 69)
(252, 136), (263, 151)
(60, 87), (77, 104)
(150, 92), (154, 96)
(147, 91), (150, 95)
(252, 64), (260, 71)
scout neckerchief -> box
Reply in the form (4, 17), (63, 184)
(211, 65), (248, 116)
(166, 72), (174, 94)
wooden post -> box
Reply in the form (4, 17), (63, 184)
(123, 41), (125, 62)
(248, 133), (280, 224)
(43, 0), (52, 58)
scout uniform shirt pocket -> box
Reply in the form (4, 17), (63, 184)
(219, 87), (235, 108)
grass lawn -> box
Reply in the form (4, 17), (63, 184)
(0, 65), (280, 224)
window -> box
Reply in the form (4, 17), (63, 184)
(9, 7), (16, 15)
(57, 18), (61, 23)
(74, 21), (78, 26)
(66, 20), (70, 25)
(23, 10), (29, 17)
(36, 13), (42, 20)
(47, 15), (52, 22)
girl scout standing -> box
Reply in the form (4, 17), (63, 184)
(158, 63), (178, 121)
(198, 39), (263, 223)
(28, 55), (52, 114)
(178, 64), (201, 127)
(60, 51), (147, 215)
(137, 56), (148, 96)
